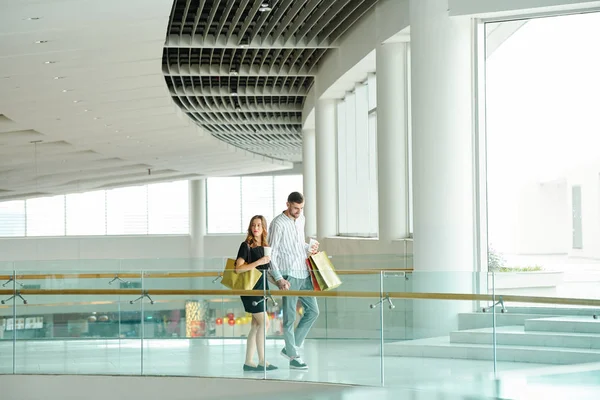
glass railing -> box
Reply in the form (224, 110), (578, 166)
(2, 256), (600, 396)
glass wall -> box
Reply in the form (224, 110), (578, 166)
(485, 12), (600, 300)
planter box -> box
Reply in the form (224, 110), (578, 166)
(488, 271), (564, 296)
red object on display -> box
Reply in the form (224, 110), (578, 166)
(228, 318), (235, 326)
(227, 313), (234, 319)
(216, 318), (223, 325)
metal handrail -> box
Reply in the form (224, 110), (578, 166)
(0, 288), (599, 308)
(0, 268), (413, 281)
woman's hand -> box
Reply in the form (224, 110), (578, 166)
(258, 255), (271, 265)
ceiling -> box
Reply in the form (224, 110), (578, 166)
(0, 0), (373, 202)
(162, 0), (378, 161)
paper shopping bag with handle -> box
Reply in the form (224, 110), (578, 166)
(306, 258), (322, 291)
(307, 251), (341, 291)
(221, 258), (262, 291)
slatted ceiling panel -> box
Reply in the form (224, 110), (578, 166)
(163, 0), (376, 161)
(228, 0), (249, 41)
(248, 1), (275, 44)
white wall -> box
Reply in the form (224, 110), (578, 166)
(488, 166), (600, 260)
(203, 235), (413, 268)
(203, 234), (245, 258)
(0, 235), (190, 265)
(516, 181), (569, 254)
(567, 168), (600, 258)
(488, 180), (569, 255)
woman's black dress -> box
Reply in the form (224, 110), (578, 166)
(237, 242), (270, 314)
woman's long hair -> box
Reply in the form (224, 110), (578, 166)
(245, 215), (268, 248)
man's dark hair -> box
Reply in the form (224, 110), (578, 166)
(287, 191), (304, 204)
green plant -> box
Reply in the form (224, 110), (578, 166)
(488, 246), (506, 272)
(496, 265), (544, 272)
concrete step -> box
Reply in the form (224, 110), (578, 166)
(525, 317), (600, 334)
(450, 326), (600, 349)
(458, 312), (563, 330)
(386, 336), (600, 364)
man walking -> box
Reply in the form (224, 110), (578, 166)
(269, 191), (319, 369)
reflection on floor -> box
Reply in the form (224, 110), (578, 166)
(0, 338), (548, 387)
(3, 339), (600, 398)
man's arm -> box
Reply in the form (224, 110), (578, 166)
(268, 220), (284, 282)
(298, 215), (310, 253)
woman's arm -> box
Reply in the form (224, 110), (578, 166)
(235, 255), (269, 273)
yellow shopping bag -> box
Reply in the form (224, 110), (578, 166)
(221, 258), (262, 291)
(308, 251), (342, 291)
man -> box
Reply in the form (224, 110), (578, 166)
(269, 191), (319, 370)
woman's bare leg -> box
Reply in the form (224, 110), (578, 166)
(254, 312), (270, 365)
(245, 317), (259, 365)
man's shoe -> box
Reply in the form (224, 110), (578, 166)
(289, 357), (308, 370)
(280, 347), (292, 360)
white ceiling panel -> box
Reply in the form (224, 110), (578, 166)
(0, 0), (377, 201)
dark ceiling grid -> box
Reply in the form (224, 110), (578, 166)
(163, 0), (377, 161)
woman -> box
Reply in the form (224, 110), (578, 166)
(235, 215), (278, 371)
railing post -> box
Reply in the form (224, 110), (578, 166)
(379, 271), (385, 387)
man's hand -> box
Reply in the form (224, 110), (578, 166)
(310, 240), (319, 255)
(276, 278), (291, 290)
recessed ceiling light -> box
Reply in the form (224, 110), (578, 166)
(231, 91), (238, 96)
(44, 61), (56, 64)
(83, 109), (90, 112)
(259, 4), (272, 12)
(53, 76), (64, 80)
(93, 117), (101, 120)
(61, 89), (70, 93)
(73, 100), (81, 103)
(239, 43), (249, 48)
(235, 107), (242, 112)
(35, 40), (49, 44)
(115, 130), (120, 133)
(126, 136), (131, 139)
(230, 69), (239, 76)
(25, 17), (41, 20)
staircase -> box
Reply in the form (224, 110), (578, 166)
(386, 310), (600, 364)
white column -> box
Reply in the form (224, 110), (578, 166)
(303, 128), (317, 238)
(410, 0), (476, 338)
(377, 42), (409, 245)
(189, 179), (207, 263)
(315, 98), (338, 241)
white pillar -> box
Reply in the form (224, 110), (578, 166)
(189, 179), (207, 263)
(410, 0), (476, 338)
(315, 98), (337, 241)
(377, 42), (409, 246)
(303, 128), (317, 238)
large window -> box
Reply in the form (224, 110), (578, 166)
(0, 180), (189, 237)
(484, 12), (600, 300)
(336, 77), (379, 237)
(206, 175), (303, 234)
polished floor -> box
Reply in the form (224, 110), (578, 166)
(3, 339), (600, 398)
(0, 338), (557, 386)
